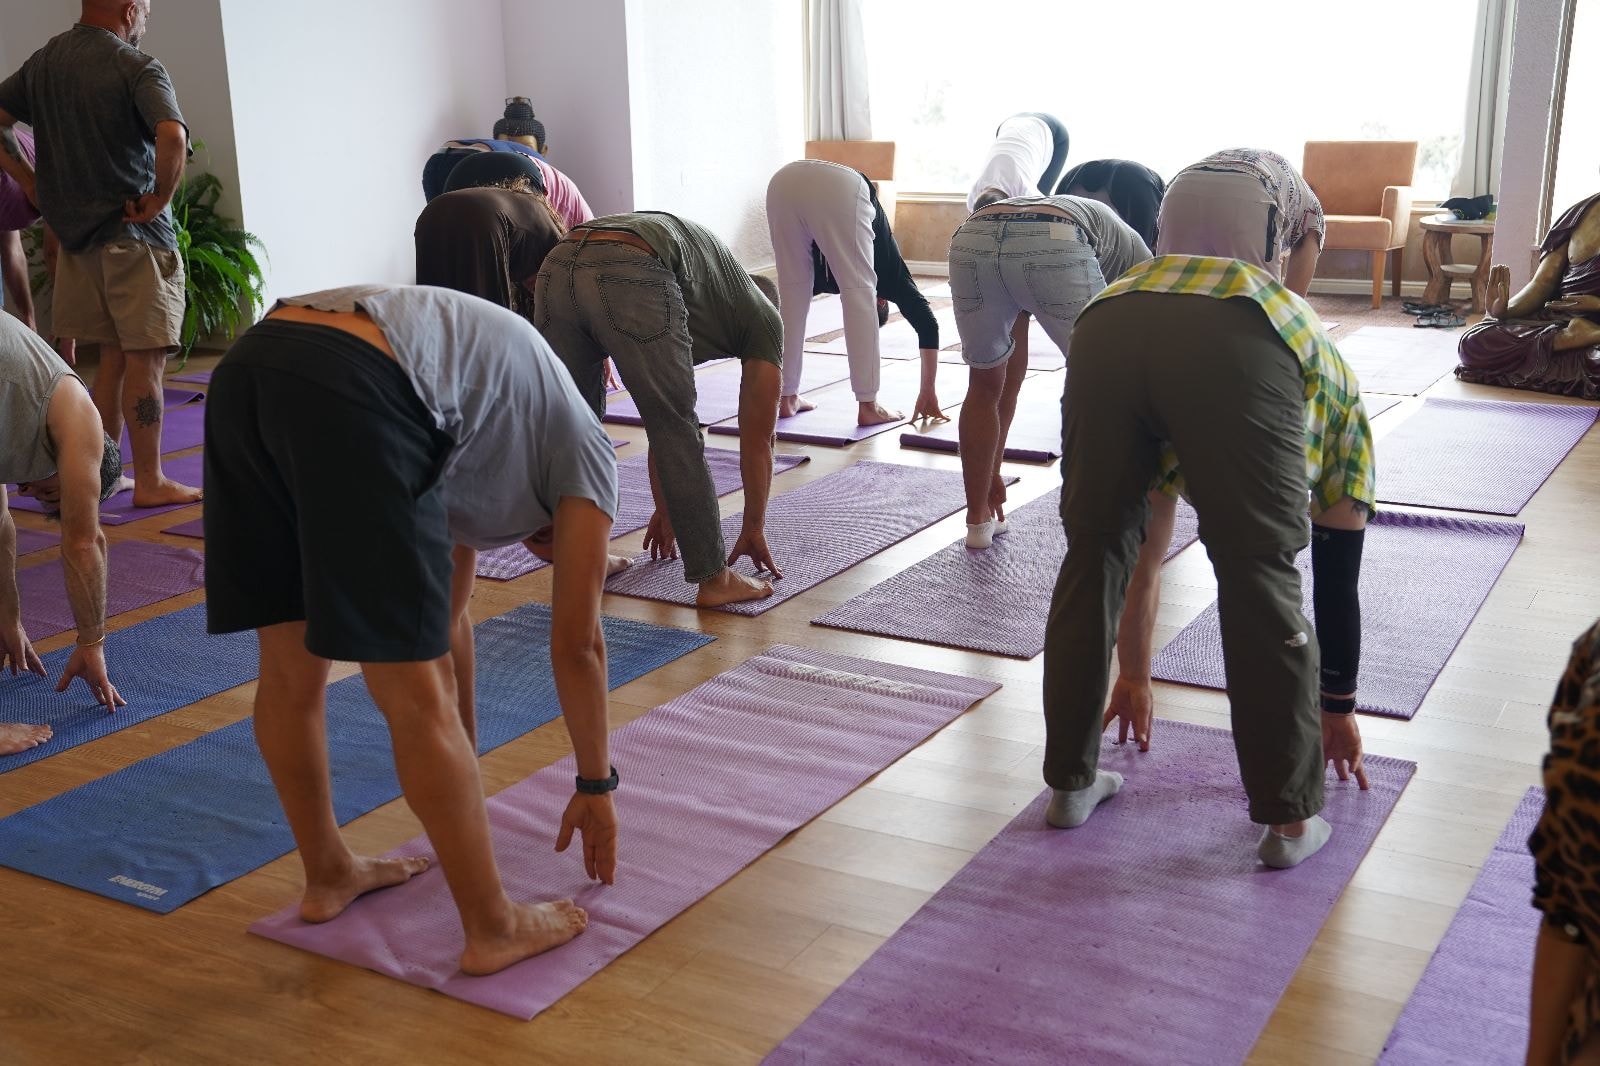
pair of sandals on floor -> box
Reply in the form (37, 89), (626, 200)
(1402, 299), (1466, 329)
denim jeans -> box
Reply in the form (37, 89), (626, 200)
(948, 217), (1106, 369)
(535, 238), (727, 583)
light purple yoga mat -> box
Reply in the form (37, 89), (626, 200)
(604, 356), (852, 427)
(18, 540), (204, 639)
(249, 644), (1002, 1019)
(472, 450), (809, 581)
(1378, 787), (1541, 1066)
(1336, 326), (1463, 396)
(710, 358), (969, 447)
(813, 305), (957, 360)
(813, 488), (1199, 658)
(1374, 397), (1597, 515)
(937, 317), (1067, 371)
(803, 293), (845, 339)
(901, 390), (1063, 462)
(767, 720), (1414, 1066)
(113, 390), (206, 456)
(8, 451), (205, 525)
(605, 460), (997, 616)
(14, 527), (59, 556)
(1154, 510), (1524, 719)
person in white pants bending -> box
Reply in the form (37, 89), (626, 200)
(767, 159), (918, 427)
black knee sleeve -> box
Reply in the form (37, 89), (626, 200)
(1311, 525), (1364, 712)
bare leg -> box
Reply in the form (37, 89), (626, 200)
(122, 345), (203, 507)
(988, 324), (1031, 522)
(958, 363), (1007, 525)
(0, 722), (51, 755)
(252, 622), (430, 923)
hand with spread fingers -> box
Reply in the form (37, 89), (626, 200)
(57, 643), (125, 712)
(1102, 676), (1153, 751)
(1322, 711), (1370, 789)
(727, 527), (782, 579)
(912, 388), (947, 423)
(1, 617), (45, 678)
(642, 509), (678, 561)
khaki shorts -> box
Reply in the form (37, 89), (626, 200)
(54, 237), (185, 351)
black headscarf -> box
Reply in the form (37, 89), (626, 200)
(443, 150), (547, 196)
(1056, 159), (1165, 248)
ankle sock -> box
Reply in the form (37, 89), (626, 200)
(1045, 771), (1123, 828)
(966, 521), (995, 549)
(1257, 814), (1332, 868)
(993, 517), (1009, 536)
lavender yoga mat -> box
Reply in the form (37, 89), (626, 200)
(18, 540), (204, 639)
(937, 317), (1067, 370)
(250, 644), (1002, 1019)
(606, 461), (1000, 616)
(768, 720), (1414, 1065)
(8, 451), (205, 525)
(1377, 788), (1542, 1065)
(1154, 510), (1524, 719)
(1336, 326), (1463, 395)
(117, 394), (207, 456)
(901, 390), (1063, 462)
(603, 355), (852, 427)
(813, 305), (958, 360)
(473, 450), (809, 581)
(710, 358), (969, 447)
(813, 488), (1199, 658)
(1374, 398), (1597, 515)
(14, 527), (59, 556)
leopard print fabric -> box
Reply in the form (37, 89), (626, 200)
(1531, 619), (1600, 1063)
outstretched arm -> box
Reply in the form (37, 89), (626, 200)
(729, 359), (782, 577)
(1104, 490), (1178, 749)
(447, 544), (478, 747)
(0, 494), (44, 678)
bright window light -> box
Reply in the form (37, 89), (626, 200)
(1551, 0), (1600, 219)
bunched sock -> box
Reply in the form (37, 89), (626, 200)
(1257, 814), (1332, 869)
(1045, 771), (1123, 828)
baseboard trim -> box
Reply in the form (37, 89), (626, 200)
(909, 261), (951, 276)
(1308, 277), (1431, 298)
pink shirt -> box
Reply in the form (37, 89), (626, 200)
(532, 158), (593, 231)
(0, 127), (39, 231)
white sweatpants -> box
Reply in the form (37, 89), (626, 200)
(766, 159), (880, 401)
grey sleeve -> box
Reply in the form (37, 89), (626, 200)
(0, 63), (31, 123)
(547, 416), (620, 522)
(133, 62), (186, 137)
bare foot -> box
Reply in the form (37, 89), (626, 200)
(778, 394), (815, 418)
(857, 401), (903, 427)
(460, 899), (588, 976)
(695, 568), (773, 607)
(131, 478), (203, 508)
(109, 474), (135, 497)
(299, 854), (432, 923)
(0, 722), (52, 756)
(606, 554), (632, 576)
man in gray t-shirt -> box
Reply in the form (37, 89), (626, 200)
(0, 0), (199, 510)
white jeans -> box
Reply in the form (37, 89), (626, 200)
(767, 159), (880, 401)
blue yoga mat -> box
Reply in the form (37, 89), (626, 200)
(0, 603), (259, 773)
(0, 604), (711, 913)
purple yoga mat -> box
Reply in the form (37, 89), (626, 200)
(1154, 510), (1524, 719)
(901, 389), (1063, 462)
(1336, 326), (1462, 396)
(14, 527), (59, 556)
(117, 398), (206, 457)
(767, 720), (1414, 1065)
(472, 450), (809, 581)
(710, 358), (970, 447)
(812, 305), (957, 360)
(606, 356), (854, 428)
(18, 540), (204, 639)
(8, 451), (205, 525)
(1376, 397), (1597, 515)
(813, 488), (1199, 658)
(937, 317), (1067, 371)
(1378, 788), (1542, 1065)
(249, 644), (1002, 1019)
(170, 369), (212, 385)
(605, 460), (999, 616)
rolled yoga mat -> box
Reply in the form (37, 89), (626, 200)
(811, 305), (958, 360)
(603, 354), (852, 427)
(0, 604), (713, 912)
(1374, 398), (1598, 515)
(766, 720), (1415, 1065)
(901, 391), (1063, 462)
(813, 488), (1199, 659)
(1153, 510), (1525, 720)
(472, 449), (809, 581)
(709, 358), (970, 447)
(19, 540), (204, 640)
(1335, 326), (1464, 396)
(937, 317), (1067, 371)
(249, 644), (1002, 1018)
(1377, 787), (1542, 1065)
(0, 603), (258, 774)
(14, 527), (59, 556)
(8, 451), (205, 525)
(604, 460), (1005, 616)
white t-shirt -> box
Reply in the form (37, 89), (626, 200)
(967, 115), (1055, 211)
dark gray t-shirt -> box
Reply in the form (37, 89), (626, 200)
(275, 285), (620, 551)
(0, 25), (187, 253)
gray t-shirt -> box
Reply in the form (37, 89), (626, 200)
(275, 285), (619, 551)
(993, 195), (1153, 282)
(0, 25), (187, 253)
(0, 311), (76, 483)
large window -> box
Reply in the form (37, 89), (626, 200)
(863, 0), (1476, 198)
(1550, 0), (1600, 222)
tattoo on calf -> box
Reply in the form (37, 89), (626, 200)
(133, 393), (162, 428)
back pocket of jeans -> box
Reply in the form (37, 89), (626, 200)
(949, 259), (982, 313)
(597, 275), (672, 343)
(1023, 258), (1095, 321)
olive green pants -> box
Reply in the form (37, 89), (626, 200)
(1043, 291), (1323, 825)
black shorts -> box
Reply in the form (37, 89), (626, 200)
(203, 320), (456, 662)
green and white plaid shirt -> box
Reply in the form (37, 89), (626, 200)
(1087, 255), (1376, 513)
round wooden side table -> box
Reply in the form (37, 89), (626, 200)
(1420, 214), (1495, 313)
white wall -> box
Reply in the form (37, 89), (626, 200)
(1497, 0), (1569, 288)
(501, 0), (635, 216)
(219, 0), (509, 299)
(624, 0), (804, 266)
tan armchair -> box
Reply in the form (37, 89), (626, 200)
(1302, 141), (1417, 308)
(806, 139), (898, 226)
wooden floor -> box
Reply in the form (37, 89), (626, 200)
(2, 298), (1595, 1064)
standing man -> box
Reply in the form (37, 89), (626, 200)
(2, 312), (128, 754)
(0, 0), (201, 508)
(536, 212), (783, 609)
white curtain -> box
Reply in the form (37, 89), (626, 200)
(805, 0), (872, 141)
(1451, 0), (1517, 197)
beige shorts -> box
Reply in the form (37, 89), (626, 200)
(54, 237), (185, 351)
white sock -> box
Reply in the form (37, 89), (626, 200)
(1044, 771), (1123, 828)
(993, 517), (1009, 536)
(966, 521), (995, 549)
(1258, 815), (1332, 869)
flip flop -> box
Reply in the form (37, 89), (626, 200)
(1414, 311), (1466, 328)
(1402, 300), (1453, 315)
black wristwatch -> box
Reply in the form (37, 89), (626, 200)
(575, 765), (620, 795)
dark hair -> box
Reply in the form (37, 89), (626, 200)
(493, 96), (546, 151)
(973, 188), (1006, 211)
(98, 434), (123, 502)
(444, 151), (547, 195)
(1055, 159), (1166, 248)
